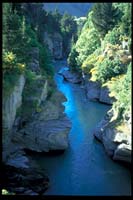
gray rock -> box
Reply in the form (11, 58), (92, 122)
(3, 75), (25, 131)
(59, 70), (82, 84)
(86, 81), (101, 101)
(100, 86), (115, 105)
(113, 143), (131, 163)
(102, 127), (118, 157)
(44, 32), (63, 59)
(38, 91), (66, 121)
(6, 155), (29, 169)
(93, 112), (131, 163)
(93, 115), (109, 142)
(2, 75), (25, 161)
(13, 116), (72, 152)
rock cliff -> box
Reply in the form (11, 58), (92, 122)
(93, 110), (131, 163)
(13, 90), (72, 152)
(2, 75), (25, 162)
(43, 32), (63, 60)
(85, 80), (115, 105)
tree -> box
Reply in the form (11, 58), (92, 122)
(92, 3), (120, 38)
(60, 12), (77, 56)
(67, 45), (79, 72)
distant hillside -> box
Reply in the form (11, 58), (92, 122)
(43, 3), (92, 17)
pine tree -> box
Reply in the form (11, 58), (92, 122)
(92, 3), (120, 38)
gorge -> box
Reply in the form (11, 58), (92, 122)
(2, 2), (131, 196)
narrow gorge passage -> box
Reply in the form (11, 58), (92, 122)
(34, 60), (131, 196)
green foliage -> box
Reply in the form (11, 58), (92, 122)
(3, 2), (54, 103)
(94, 57), (127, 84)
(104, 27), (121, 45)
(3, 69), (20, 97)
(75, 27), (100, 66)
(92, 3), (120, 38)
(39, 45), (54, 76)
(81, 49), (100, 73)
(67, 45), (80, 72)
(60, 12), (77, 56)
(109, 63), (131, 119)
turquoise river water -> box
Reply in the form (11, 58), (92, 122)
(34, 60), (131, 196)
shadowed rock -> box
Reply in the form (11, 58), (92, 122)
(59, 69), (82, 84)
(13, 116), (72, 152)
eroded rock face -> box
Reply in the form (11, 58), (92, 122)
(85, 81), (114, 104)
(59, 69), (82, 84)
(13, 116), (71, 152)
(93, 111), (131, 163)
(12, 90), (71, 153)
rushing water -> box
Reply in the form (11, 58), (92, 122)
(34, 60), (131, 196)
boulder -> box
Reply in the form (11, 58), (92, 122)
(59, 70), (82, 84)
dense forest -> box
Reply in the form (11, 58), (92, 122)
(68, 3), (131, 124)
(2, 2), (131, 196)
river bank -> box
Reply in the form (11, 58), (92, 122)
(32, 60), (131, 196)
(59, 62), (131, 164)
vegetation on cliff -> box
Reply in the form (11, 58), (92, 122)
(3, 3), (78, 97)
(68, 2), (131, 122)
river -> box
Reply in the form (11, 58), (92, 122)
(33, 60), (131, 196)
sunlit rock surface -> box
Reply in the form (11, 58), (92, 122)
(93, 111), (131, 163)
